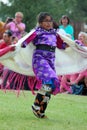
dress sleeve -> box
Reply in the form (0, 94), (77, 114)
(21, 30), (37, 47)
(56, 34), (64, 49)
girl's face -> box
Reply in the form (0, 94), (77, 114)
(40, 16), (53, 30)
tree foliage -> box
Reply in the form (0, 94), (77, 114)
(0, 0), (87, 31)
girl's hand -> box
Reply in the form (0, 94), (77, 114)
(21, 42), (26, 48)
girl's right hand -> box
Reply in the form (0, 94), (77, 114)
(21, 42), (26, 48)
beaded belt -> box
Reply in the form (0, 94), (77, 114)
(36, 44), (56, 52)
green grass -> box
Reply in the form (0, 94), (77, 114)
(0, 90), (87, 130)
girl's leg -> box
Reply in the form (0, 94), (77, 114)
(32, 84), (51, 118)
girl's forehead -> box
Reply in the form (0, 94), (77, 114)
(44, 16), (51, 19)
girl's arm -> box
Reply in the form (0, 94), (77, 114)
(56, 34), (64, 49)
(21, 30), (37, 48)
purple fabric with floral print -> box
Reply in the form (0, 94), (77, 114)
(32, 27), (60, 94)
(33, 27), (57, 46)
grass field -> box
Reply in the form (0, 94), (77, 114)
(0, 90), (87, 130)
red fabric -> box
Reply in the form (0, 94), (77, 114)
(24, 32), (37, 45)
(0, 42), (8, 49)
(0, 46), (14, 56)
(56, 35), (63, 49)
(0, 42), (15, 57)
(1, 69), (41, 96)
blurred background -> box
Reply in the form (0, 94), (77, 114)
(0, 0), (87, 38)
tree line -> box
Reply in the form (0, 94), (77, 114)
(0, 0), (87, 32)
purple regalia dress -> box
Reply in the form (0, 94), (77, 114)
(29, 27), (60, 94)
(1, 27), (63, 95)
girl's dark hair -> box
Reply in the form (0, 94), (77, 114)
(60, 15), (70, 24)
(53, 21), (59, 29)
(37, 12), (53, 23)
(4, 30), (13, 37)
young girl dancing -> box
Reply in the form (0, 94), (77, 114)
(21, 12), (64, 118)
